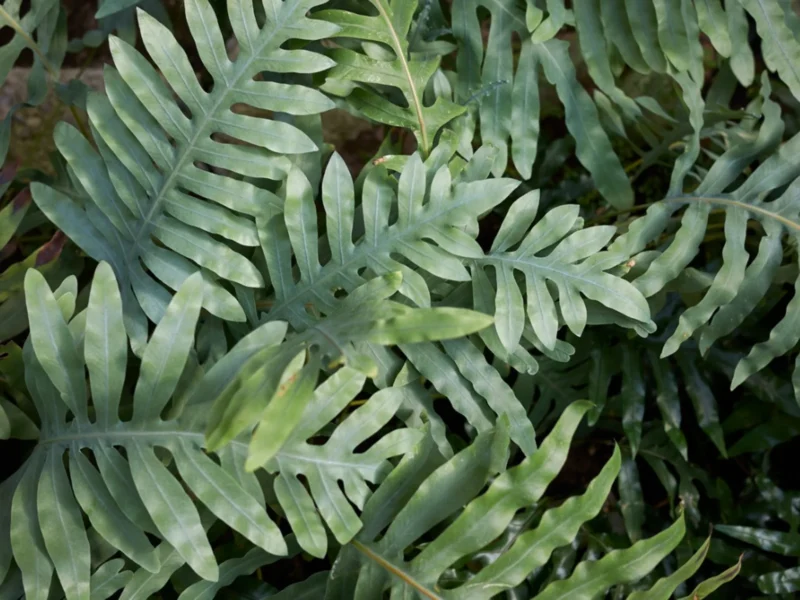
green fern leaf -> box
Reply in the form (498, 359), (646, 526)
(317, 0), (465, 154)
(473, 191), (653, 353)
(9, 263), (491, 596)
(533, 512), (685, 600)
(727, 0), (756, 86)
(653, 0), (704, 83)
(626, 537), (710, 600)
(612, 75), (800, 391)
(451, 0), (539, 178)
(324, 401), (701, 599)
(30, 0), (339, 350)
(536, 38), (635, 209)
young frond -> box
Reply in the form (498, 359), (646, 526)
(317, 0), (465, 154)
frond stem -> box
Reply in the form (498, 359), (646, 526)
(372, 0), (429, 155)
(664, 195), (800, 233)
(0, 5), (57, 78)
(131, 4), (302, 249)
(589, 195), (800, 233)
(351, 540), (444, 599)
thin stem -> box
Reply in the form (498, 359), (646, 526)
(0, 5), (56, 77)
(372, 0), (429, 155)
(664, 195), (800, 233)
(586, 201), (658, 225)
(589, 195), (800, 233)
(351, 540), (444, 600)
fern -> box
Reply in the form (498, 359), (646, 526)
(715, 473), (800, 594)
(317, 0), (465, 154)
(0, 263), (492, 598)
(30, 0), (339, 351)
(470, 190), (653, 355)
(3, 0), (796, 598)
(254, 148), (541, 452)
(0, 0), (78, 341)
(324, 402), (714, 599)
(611, 75), (800, 392)
(261, 149), (516, 320)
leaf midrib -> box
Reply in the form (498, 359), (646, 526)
(266, 189), (495, 321)
(371, 0), (428, 152)
(478, 254), (637, 308)
(129, 1), (305, 251)
(665, 194), (800, 232)
(37, 425), (377, 472)
(352, 539), (443, 600)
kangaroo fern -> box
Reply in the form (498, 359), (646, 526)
(31, 0), (339, 351)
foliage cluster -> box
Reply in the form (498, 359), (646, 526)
(2, 0), (800, 598)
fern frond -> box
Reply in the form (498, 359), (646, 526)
(1, 263), (495, 597)
(739, 0), (800, 100)
(449, 0), (538, 179)
(611, 74), (800, 391)
(472, 190), (653, 354)
(317, 0), (465, 154)
(324, 401), (709, 599)
(263, 150), (517, 319)
(30, 0), (339, 350)
(256, 149), (540, 453)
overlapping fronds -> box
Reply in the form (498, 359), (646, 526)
(323, 402), (710, 599)
(1, 0), (795, 598)
(0, 263), (494, 598)
(204, 268), (495, 456)
(262, 149), (517, 320)
(0, 0), (77, 342)
(716, 473), (800, 594)
(258, 149), (544, 452)
(30, 0), (339, 351)
(610, 75), (800, 393)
